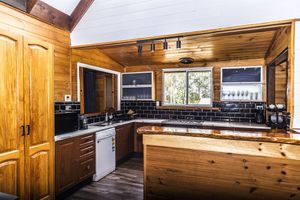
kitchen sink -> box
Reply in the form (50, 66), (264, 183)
(93, 120), (130, 127)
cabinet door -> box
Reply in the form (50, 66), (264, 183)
(0, 29), (24, 198)
(116, 123), (134, 163)
(24, 38), (54, 200)
(55, 139), (78, 195)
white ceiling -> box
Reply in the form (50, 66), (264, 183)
(71, 0), (300, 46)
(42, 0), (80, 15)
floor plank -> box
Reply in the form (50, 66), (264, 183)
(65, 157), (143, 200)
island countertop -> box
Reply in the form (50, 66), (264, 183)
(137, 126), (300, 145)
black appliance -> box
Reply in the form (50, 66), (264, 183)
(255, 106), (265, 124)
(55, 112), (78, 135)
(78, 115), (88, 130)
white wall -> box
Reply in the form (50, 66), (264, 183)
(293, 21), (300, 129)
(71, 0), (300, 46)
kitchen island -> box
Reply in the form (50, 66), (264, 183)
(137, 126), (300, 200)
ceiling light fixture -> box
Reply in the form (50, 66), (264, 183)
(150, 41), (155, 52)
(176, 37), (182, 49)
(163, 39), (168, 50)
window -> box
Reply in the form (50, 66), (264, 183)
(163, 68), (213, 106)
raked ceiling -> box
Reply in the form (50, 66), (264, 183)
(42, 0), (81, 15)
(71, 0), (300, 46)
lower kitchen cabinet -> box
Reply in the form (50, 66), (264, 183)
(134, 123), (161, 153)
(55, 133), (95, 196)
(116, 123), (134, 164)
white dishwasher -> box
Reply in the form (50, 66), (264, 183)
(93, 128), (116, 182)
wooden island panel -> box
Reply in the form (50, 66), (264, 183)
(145, 145), (300, 200)
(140, 126), (300, 200)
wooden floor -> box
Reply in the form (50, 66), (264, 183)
(65, 157), (144, 200)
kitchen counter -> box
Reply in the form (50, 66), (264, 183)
(55, 119), (271, 142)
(137, 126), (300, 145)
(54, 119), (164, 142)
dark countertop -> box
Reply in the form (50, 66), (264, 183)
(137, 126), (300, 145)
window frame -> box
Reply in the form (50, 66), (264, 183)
(220, 66), (263, 102)
(162, 67), (214, 107)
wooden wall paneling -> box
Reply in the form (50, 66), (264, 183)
(70, 0), (94, 32)
(0, 3), (71, 101)
(289, 21), (296, 128)
(95, 72), (106, 113)
(124, 59), (266, 101)
(28, 0), (71, 30)
(0, 28), (25, 198)
(71, 48), (124, 101)
(24, 37), (54, 200)
(265, 25), (293, 114)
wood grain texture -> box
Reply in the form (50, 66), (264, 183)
(0, 28), (24, 198)
(97, 29), (277, 66)
(125, 59), (265, 101)
(116, 123), (134, 163)
(0, 3), (71, 101)
(24, 37), (54, 200)
(55, 133), (95, 196)
(27, 0), (38, 12)
(144, 145), (300, 200)
(71, 48), (124, 101)
(29, 0), (71, 30)
(70, 0), (94, 32)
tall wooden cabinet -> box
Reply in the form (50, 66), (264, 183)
(0, 29), (54, 200)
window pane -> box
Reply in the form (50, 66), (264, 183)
(188, 71), (211, 105)
(163, 72), (186, 105)
(222, 67), (261, 82)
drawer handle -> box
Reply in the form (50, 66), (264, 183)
(87, 165), (90, 170)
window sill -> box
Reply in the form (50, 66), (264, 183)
(156, 106), (220, 111)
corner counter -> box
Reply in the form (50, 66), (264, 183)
(138, 126), (300, 200)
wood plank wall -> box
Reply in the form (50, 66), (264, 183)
(71, 48), (124, 101)
(265, 26), (292, 110)
(0, 3), (71, 101)
(124, 59), (266, 101)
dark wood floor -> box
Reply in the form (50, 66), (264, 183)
(65, 157), (144, 200)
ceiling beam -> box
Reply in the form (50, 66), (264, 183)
(70, 0), (94, 32)
(1, 0), (27, 11)
(29, 0), (71, 30)
(27, 0), (38, 12)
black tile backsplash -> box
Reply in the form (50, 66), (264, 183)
(55, 102), (80, 113)
(121, 101), (265, 123)
(55, 101), (265, 124)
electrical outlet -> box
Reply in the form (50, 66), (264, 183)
(64, 95), (71, 102)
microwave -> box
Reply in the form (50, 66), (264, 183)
(55, 112), (79, 135)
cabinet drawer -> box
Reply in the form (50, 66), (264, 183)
(79, 158), (95, 181)
(79, 145), (95, 161)
(79, 133), (95, 145)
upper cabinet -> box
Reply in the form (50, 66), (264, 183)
(121, 72), (155, 100)
(221, 66), (263, 102)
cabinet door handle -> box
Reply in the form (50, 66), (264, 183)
(21, 125), (25, 136)
(27, 125), (30, 135)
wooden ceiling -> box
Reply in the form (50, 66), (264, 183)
(96, 28), (282, 67)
